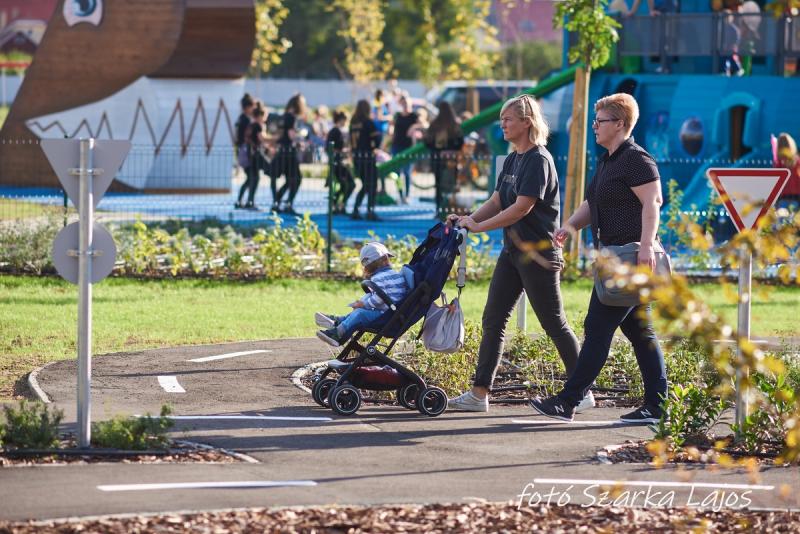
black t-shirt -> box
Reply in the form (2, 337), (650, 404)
(586, 137), (660, 246)
(235, 113), (250, 147)
(495, 146), (561, 254)
(391, 111), (419, 151)
(277, 112), (295, 147)
(250, 122), (263, 148)
(326, 126), (345, 163)
(349, 118), (381, 155)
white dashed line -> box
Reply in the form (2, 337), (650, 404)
(97, 480), (317, 492)
(532, 478), (775, 491)
(188, 349), (272, 363)
(511, 419), (628, 426)
(164, 415), (332, 422)
(157, 375), (186, 393)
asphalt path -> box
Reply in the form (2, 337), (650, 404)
(1, 339), (798, 521)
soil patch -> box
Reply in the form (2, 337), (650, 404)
(599, 437), (790, 466)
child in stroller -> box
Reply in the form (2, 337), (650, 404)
(316, 242), (411, 347)
(310, 222), (467, 417)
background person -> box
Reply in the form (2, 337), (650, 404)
(446, 95), (584, 413)
(424, 102), (465, 219)
(390, 96), (420, 204)
(273, 93), (307, 215)
(327, 110), (356, 214)
(530, 93), (668, 424)
(234, 93), (256, 209)
(350, 99), (383, 221)
(774, 132), (800, 205)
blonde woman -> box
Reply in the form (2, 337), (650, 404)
(530, 93), (667, 424)
(447, 94), (587, 413)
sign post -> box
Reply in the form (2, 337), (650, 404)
(42, 138), (131, 448)
(706, 167), (791, 438)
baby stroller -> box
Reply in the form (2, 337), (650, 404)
(311, 222), (468, 417)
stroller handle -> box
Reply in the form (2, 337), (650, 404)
(361, 280), (397, 311)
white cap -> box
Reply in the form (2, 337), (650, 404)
(359, 242), (394, 266)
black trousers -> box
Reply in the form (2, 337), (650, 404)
(353, 155), (377, 214)
(558, 290), (667, 408)
(273, 147), (302, 206)
(238, 154), (268, 204)
(332, 162), (355, 207)
(474, 248), (580, 388)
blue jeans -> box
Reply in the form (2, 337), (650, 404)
(559, 290), (667, 408)
(338, 308), (385, 340)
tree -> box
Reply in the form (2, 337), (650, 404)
(328, 0), (394, 84)
(251, 0), (293, 76)
(554, 0), (620, 257)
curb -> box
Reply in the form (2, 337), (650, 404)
(290, 361), (330, 394)
(28, 361), (59, 404)
(173, 439), (260, 464)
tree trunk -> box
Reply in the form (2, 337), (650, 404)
(563, 65), (591, 259)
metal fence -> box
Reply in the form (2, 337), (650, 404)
(611, 13), (799, 74)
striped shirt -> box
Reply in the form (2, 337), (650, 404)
(360, 266), (410, 310)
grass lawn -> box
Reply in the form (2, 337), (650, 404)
(1, 274), (798, 400)
(0, 198), (69, 220)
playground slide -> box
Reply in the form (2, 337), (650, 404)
(680, 148), (773, 211)
(377, 65), (580, 177)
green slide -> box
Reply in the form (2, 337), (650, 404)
(377, 65), (579, 177)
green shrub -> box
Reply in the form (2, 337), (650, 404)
(91, 405), (174, 450)
(730, 372), (797, 454)
(1, 400), (63, 449)
(0, 213), (61, 274)
(652, 383), (729, 448)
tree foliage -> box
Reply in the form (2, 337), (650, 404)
(251, 0), (293, 75)
(554, 0), (620, 70)
(328, 0), (395, 84)
(443, 0), (500, 82)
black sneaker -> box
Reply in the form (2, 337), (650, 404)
(316, 327), (343, 347)
(529, 395), (575, 422)
(620, 405), (662, 424)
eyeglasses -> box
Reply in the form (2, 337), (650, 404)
(592, 118), (619, 126)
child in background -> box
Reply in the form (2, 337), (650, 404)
(316, 242), (410, 347)
(326, 110), (355, 214)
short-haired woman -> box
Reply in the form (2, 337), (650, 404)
(447, 94), (585, 413)
(530, 93), (668, 424)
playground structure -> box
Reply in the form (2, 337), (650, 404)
(382, 1), (800, 216)
(0, 0), (254, 192)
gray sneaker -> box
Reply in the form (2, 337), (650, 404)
(315, 312), (339, 329)
(447, 391), (489, 412)
(575, 390), (596, 414)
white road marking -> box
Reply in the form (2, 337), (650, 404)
(157, 375), (185, 393)
(188, 349), (272, 363)
(97, 480), (317, 492)
(511, 419), (628, 426)
(163, 415), (333, 422)
(533, 478), (775, 491)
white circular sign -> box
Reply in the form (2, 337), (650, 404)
(52, 222), (117, 284)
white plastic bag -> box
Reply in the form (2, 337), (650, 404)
(422, 293), (465, 353)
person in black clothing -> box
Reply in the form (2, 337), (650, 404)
(390, 95), (420, 204)
(273, 93), (307, 215)
(243, 102), (273, 210)
(445, 94), (582, 414)
(234, 93), (256, 209)
(349, 99), (382, 221)
(326, 110), (355, 214)
(530, 92), (668, 424)
(424, 102), (464, 219)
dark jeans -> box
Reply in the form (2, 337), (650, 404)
(273, 147), (302, 206)
(238, 154), (268, 204)
(558, 289), (667, 408)
(332, 162), (355, 208)
(474, 249), (580, 388)
(353, 155), (377, 214)
(391, 146), (412, 200)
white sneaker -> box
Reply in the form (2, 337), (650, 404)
(447, 391), (489, 412)
(575, 390), (596, 413)
(315, 312), (338, 328)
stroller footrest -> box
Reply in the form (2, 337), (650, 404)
(326, 359), (350, 373)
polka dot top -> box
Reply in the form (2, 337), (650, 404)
(586, 137), (660, 246)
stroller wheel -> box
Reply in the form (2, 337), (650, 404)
(417, 386), (448, 417)
(397, 384), (419, 410)
(329, 385), (362, 416)
(312, 378), (337, 407)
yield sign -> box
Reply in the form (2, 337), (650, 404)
(705, 168), (791, 232)
(40, 139), (131, 211)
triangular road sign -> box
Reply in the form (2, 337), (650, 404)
(706, 168), (791, 232)
(41, 139), (132, 211)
